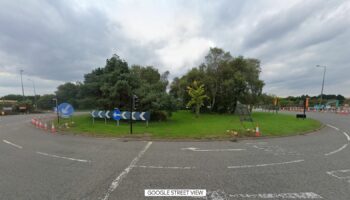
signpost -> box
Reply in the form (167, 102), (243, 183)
(235, 102), (254, 130)
(90, 109), (150, 125)
(113, 109), (121, 126)
(58, 103), (74, 118)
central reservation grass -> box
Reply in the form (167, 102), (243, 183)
(58, 111), (322, 139)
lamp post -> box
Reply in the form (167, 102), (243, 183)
(20, 69), (25, 100)
(316, 65), (326, 109)
(28, 79), (37, 110)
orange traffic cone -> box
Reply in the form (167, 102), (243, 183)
(44, 123), (48, 131)
(51, 123), (56, 133)
(36, 120), (40, 128)
(255, 124), (260, 137)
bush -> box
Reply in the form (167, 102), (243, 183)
(150, 110), (168, 121)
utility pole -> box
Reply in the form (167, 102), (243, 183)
(316, 65), (326, 109)
(20, 69), (25, 100)
(28, 79), (37, 110)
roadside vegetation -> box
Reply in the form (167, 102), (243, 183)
(59, 111), (322, 139)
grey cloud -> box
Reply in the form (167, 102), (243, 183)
(0, 0), (117, 81)
(242, 0), (328, 49)
(0, 0), (350, 97)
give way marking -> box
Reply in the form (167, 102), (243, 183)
(181, 147), (245, 152)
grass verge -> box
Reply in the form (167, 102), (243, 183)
(57, 111), (322, 139)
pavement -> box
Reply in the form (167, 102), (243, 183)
(0, 112), (349, 200)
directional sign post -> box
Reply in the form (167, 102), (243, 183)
(113, 109), (121, 126)
(58, 103), (74, 118)
(91, 110), (98, 124)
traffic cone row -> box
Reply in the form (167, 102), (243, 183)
(31, 117), (56, 133)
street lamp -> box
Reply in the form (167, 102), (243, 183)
(20, 69), (25, 100)
(316, 65), (326, 109)
(28, 78), (37, 110)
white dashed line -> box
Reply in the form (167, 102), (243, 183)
(227, 159), (304, 169)
(135, 165), (196, 170)
(324, 144), (348, 156)
(3, 140), (23, 149)
(36, 151), (91, 163)
(327, 124), (339, 131)
(100, 141), (152, 200)
(181, 147), (245, 152)
(229, 192), (323, 199)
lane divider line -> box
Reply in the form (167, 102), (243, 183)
(100, 141), (152, 200)
(3, 140), (23, 149)
(326, 124), (339, 131)
(227, 159), (304, 169)
(135, 165), (196, 170)
(324, 144), (348, 156)
(36, 151), (91, 163)
(343, 132), (350, 142)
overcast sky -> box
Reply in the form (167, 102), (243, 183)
(0, 0), (349, 97)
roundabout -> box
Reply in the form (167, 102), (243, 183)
(0, 112), (349, 199)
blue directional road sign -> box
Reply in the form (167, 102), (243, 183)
(121, 111), (131, 120)
(139, 112), (150, 121)
(97, 111), (105, 118)
(91, 110), (98, 118)
(113, 109), (121, 120)
(58, 103), (74, 118)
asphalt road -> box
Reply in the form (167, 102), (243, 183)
(0, 112), (349, 200)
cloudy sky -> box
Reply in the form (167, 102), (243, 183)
(0, 0), (349, 97)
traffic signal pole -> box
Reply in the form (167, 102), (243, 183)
(130, 94), (133, 134)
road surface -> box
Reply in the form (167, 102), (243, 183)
(0, 112), (349, 199)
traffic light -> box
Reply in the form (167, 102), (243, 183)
(133, 95), (139, 110)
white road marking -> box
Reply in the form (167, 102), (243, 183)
(343, 131), (350, 141)
(326, 124), (339, 131)
(100, 141), (152, 200)
(135, 165), (196, 170)
(227, 159), (304, 169)
(229, 192), (323, 199)
(36, 152), (91, 163)
(181, 147), (245, 152)
(324, 144), (348, 156)
(245, 142), (267, 145)
(3, 140), (23, 149)
(327, 169), (350, 182)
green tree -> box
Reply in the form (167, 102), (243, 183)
(55, 82), (80, 108)
(37, 94), (56, 110)
(186, 81), (208, 117)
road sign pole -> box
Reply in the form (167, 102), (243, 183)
(130, 94), (133, 134)
(117, 120), (119, 126)
(105, 117), (107, 124)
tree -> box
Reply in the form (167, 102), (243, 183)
(56, 54), (177, 120)
(171, 47), (264, 113)
(186, 81), (209, 117)
(37, 94), (56, 110)
(55, 82), (80, 108)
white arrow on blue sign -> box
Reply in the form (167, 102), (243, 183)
(113, 109), (121, 120)
(90, 110), (150, 121)
(58, 103), (74, 118)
